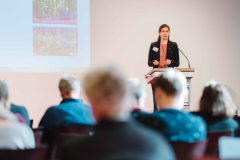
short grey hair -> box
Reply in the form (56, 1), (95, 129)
(199, 80), (236, 117)
(83, 65), (132, 107)
(155, 68), (187, 96)
(59, 74), (81, 95)
(0, 79), (9, 102)
(127, 78), (146, 100)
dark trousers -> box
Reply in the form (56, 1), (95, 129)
(151, 84), (157, 111)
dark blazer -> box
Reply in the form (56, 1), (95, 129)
(148, 40), (179, 68)
(61, 119), (175, 160)
(10, 103), (30, 126)
(39, 98), (95, 143)
(192, 111), (239, 135)
(136, 109), (207, 142)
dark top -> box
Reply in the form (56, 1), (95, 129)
(10, 103), (30, 126)
(148, 40), (180, 68)
(39, 98), (95, 143)
(136, 109), (207, 142)
(61, 119), (175, 160)
(192, 111), (239, 135)
(131, 108), (148, 118)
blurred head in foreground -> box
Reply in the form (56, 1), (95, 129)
(59, 74), (81, 99)
(83, 65), (134, 122)
(154, 68), (187, 110)
(199, 80), (236, 117)
(127, 78), (147, 111)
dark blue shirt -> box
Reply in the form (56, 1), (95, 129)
(136, 108), (207, 142)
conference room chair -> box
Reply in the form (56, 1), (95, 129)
(0, 145), (48, 160)
(233, 115), (240, 136)
(47, 125), (94, 159)
(194, 156), (220, 160)
(51, 125), (94, 139)
(30, 119), (33, 128)
(50, 133), (88, 160)
(170, 140), (207, 160)
(32, 127), (44, 145)
(205, 130), (232, 156)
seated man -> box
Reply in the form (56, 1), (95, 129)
(0, 80), (35, 149)
(39, 74), (95, 143)
(61, 65), (175, 160)
(136, 68), (207, 142)
(127, 78), (148, 117)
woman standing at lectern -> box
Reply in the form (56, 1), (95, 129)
(148, 24), (180, 110)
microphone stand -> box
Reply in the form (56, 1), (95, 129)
(178, 48), (191, 69)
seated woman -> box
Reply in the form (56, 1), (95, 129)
(0, 105), (35, 149)
(192, 80), (239, 135)
(0, 79), (35, 149)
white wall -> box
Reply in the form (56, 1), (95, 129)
(1, 0), (240, 127)
(91, 0), (240, 112)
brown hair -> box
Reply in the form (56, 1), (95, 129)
(155, 68), (186, 96)
(199, 81), (236, 117)
(157, 24), (170, 42)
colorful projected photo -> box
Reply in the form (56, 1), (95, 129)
(33, 27), (78, 56)
(33, 0), (77, 24)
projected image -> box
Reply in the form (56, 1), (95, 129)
(33, 0), (77, 24)
(33, 27), (78, 56)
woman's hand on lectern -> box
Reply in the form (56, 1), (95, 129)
(166, 59), (171, 65)
(153, 60), (159, 66)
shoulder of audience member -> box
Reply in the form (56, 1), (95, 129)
(134, 112), (166, 130)
(225, 117), (239, 128)
(188, 112), (207, 129)
(42, 106), (59, 117)
(11, 103), (25, 109)
(10, 104), (28, 114)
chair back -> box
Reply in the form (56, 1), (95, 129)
(233, 116), (240, 136)
(30, 119), (33, 128)
(0, 145), (48, 160)
(50, 133), (88, 159)
(53, 125), (94, 135)
(170, 140), (207, 160)
(48, 125), (94, 159)
(194, 156), (220, 160)
(33, 128), (44, 145)
(205, 130), (232, 156)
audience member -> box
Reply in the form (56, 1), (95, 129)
(0, 81), (35, 149)
(62, 65), (175, 160)
(127, 78), (148, 117)
(192, 80), (238, 135)
(0, 79), (29, 124)
(39, 74), (95, 143)
(136, 68), (207, 142)
(10, 103), (30, 125)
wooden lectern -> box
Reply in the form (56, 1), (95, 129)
(145, 68), (195, 110)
